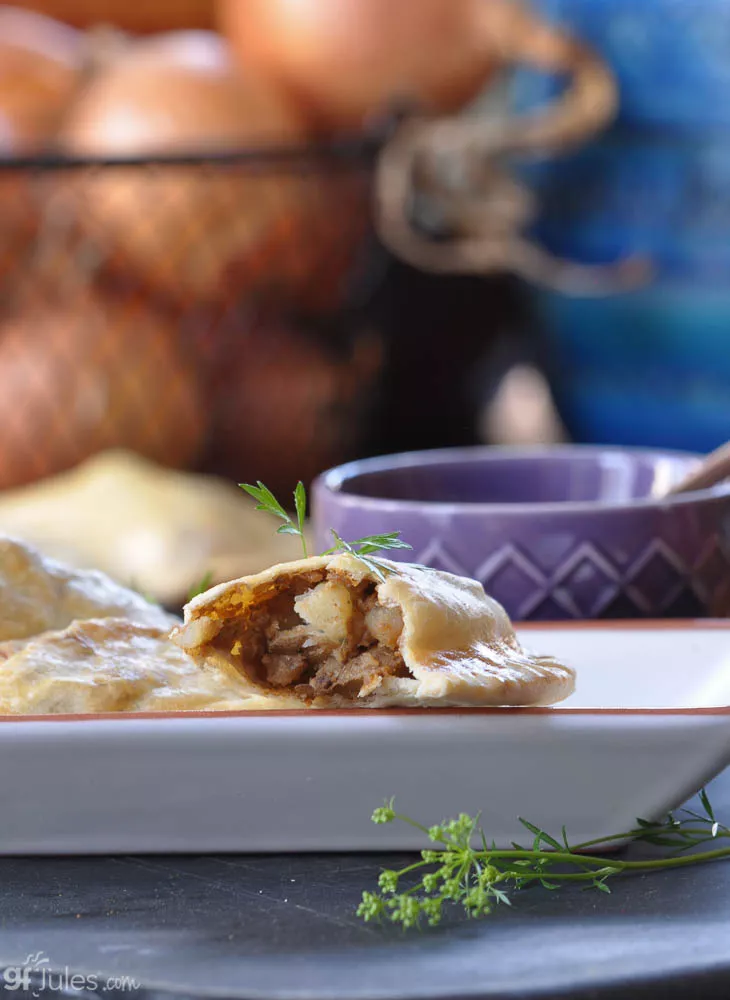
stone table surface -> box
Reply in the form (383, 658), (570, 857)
(0, 773), (729, 1000)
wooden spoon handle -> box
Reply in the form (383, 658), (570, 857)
(665, 442), (730, 496)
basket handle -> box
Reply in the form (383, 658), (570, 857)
(477, 0), (618, 153)
(375, 3), (651, 295)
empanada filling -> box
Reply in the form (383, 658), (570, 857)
(216, 569), (408, 700)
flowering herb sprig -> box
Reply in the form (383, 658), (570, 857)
(357, 789), (730, 929)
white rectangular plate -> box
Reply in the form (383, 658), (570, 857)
(2, 621), (730, 854)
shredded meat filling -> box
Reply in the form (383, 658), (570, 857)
(221, 569), (408, 699)
(309, 645), (405, 698)
(261, 652), (308, 687)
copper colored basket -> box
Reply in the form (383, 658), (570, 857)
(0, 138), (383, 497)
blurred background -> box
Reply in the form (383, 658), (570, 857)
(0, 0), (723, 608)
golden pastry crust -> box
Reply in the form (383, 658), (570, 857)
(0, 535), (174, 643)
(172, 554), (575, 708)
(0, 617), (279, 715)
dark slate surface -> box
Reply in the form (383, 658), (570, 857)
(0, 773), (729, 1000)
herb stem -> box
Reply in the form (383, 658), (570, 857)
(392, 861), (433, 879)
(391, 811), (454, 844)
(571, 827), (727, 852)
(506, 871), (611, 883)
(606, 846), (730, 872)
(393, 844), (730, 872)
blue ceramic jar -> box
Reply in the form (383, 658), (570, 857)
(513, 0), (730, 451)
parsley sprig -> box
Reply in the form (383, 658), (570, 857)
(357, 789), (730, 928)
(239, 481), (412, 578)
(240, 481), (309, 558)
(322, 529), (412, 581)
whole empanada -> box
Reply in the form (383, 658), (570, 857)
(0, 451), (313, 606)
(0, 535), (174, 644)
(0, 617), (277, 715)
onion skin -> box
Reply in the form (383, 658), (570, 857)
(58, 30), (311, 305)
(0, 4), (84, 153)
(218, 0), (498, 132)
(0, 289), (206, 490)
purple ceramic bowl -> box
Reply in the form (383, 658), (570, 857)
(312, 446), (730, 621)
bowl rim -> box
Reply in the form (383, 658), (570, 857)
(314, 444), (730, 515)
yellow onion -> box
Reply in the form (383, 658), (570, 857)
(218, 0), (616, 144)
(58, 30), (313, 305)
(0, 4), (83, 153)
(218, 0), (504, 133)
(0, 287), (206, 489)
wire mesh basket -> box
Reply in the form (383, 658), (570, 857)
(0, 137), (384, 498)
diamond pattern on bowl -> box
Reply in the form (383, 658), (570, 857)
(552, 542), (622, 617)
(625, 540), (688, 614)
(408, 534), (720, 619)
(475, 539), (641, 618)
(692, 534), (730, 615)
(411, 534), (726, 620)
(600, 592), (648, 619)
(524, 596), (582, 621)
(475, 544), (549, 619)
(663, 588), (706, 618)
(693, 535), (727, 602)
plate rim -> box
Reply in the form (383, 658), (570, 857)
(2, 619), (728, 724)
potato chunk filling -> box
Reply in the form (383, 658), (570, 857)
(218, 570), (407, 700)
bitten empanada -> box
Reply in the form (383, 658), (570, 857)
(172, 554), (575, 708)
